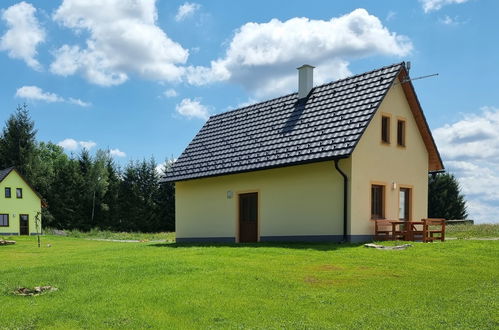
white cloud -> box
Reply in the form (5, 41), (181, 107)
(68, 97), (91, 107)
(58, 138), (96, 151)
(440, 15), (455, 25)
(175, 98), (209, 120)
(163, 88), (178, 98)
(16, 86), (63, 102)
(420, 0), (470, 13)
(0, 2), (45, 70)
(109, 148), (126, 157)
(50, 0), (188, 86)
(79, 140), (97, 150)
(175, 2), (200, 22)
(15, 85), (91, 107)
(185, 9), (412, 99)
(433, 107), (499, 223)
(386, 11), (397, 21)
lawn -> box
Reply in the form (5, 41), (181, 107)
(0, 236), (497, 329)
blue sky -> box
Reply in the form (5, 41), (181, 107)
(0, 0), (498, 223)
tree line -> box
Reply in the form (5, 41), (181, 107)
(0, 105), (174, 232)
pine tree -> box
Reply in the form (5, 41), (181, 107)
(0, 104), (38, 180)
(428, 173), (468, 220)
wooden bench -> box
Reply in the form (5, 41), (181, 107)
(422, 218), (446, 242)
(374, 220), (394, 241)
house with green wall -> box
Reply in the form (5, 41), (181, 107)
(0, 167), (43, 236)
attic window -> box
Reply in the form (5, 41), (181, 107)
(397, 119), (406, 147)
(16, 188), (22, 199)
(381, 115), (390, 144)
(5, 187), (11, 198)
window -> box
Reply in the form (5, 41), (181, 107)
(0, 214), (9, 227)
(381, 115), (390, 144)
(16, 188), (22, 199)
(397, 119), (406, 147)
(371, 185), (385, 219)
(5, 187), (11, 198)
(399, 188), (411, 221)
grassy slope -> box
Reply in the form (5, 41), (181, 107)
(446, 224), (499, 239)
(0, 237), (497, 329)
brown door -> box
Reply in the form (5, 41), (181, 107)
(20, 214), (29, 235)
(239, 193), (258, 243)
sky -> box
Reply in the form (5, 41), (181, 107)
(0, 0), (498, 223)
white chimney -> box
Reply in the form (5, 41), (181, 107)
(297, 64), (315, 99)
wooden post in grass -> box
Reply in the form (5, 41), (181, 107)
(34, 211), (41, 248)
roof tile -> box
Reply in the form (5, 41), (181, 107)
(164, 63), (404, 182)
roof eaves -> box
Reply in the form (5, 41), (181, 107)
(163, 154), (351, 182)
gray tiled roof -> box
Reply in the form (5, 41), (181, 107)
(164, 63), (404, 182)
(0, 167), (14, 182)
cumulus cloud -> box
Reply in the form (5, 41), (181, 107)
(175, 98), (209, 120)
(50, 0), (188, 86)
(0, 1), (45, 70)
(15, 85), (91, 107)
(433, 107), (499, 223)
(16, 86), (63, 102)
(420, 0), (470, 13)
(163, 88), (178, 98)
(175, 2), (200, 22)
(109, 148), (126, 157)
(58, 138), (96, 151)
(186, 9), (412, 99)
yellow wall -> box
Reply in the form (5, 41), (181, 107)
(176, 160), (350, 241)
(0, 170), (42, 235)
(349, 78), (429, 235)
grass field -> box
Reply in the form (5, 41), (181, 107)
(0, 234), (498, 329)
(446, 223), (499, 239)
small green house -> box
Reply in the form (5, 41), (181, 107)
(0, 167), (44, 236)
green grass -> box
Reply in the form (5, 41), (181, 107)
(0, 236), (497, 329)
(446, 223), (499, 239)
(43, 227), (175, 242)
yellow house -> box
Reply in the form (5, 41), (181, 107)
(0, 167), (44, 236)
(163, 62), (444, 243)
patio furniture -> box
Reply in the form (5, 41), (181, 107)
(422, 218), (446, 242)
(374, 220), (395, 240)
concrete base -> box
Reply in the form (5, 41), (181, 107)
(176, 235), (374, 243)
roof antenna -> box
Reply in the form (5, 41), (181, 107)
(406, 61), (411, 74)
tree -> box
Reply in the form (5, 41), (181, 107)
(0, 104), (38, 180)
(428, 173), (468, 220)
(156, 159), (175, 231)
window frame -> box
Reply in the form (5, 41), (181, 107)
(371, 183), (386, 220)
(398, 186), (413, 221)
(5, 187), (11, 198)
(397, 118), (406, 147)
(0, 214), (9, 227)
(16, 188), (23, 199)
(381, 114), (391, 145)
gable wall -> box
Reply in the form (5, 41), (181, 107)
(0, 171), (42, 235)
(175, 160), (350, 242)
(349, 79), (429, 236)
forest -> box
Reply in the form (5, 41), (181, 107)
(0, 105), (174, 232)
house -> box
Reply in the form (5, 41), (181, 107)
(163, 62), (444, 243)
(0, 167), (44, 236)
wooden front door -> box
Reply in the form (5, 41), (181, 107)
(239, 193), (258, 243)
(20, 214), (29, 235)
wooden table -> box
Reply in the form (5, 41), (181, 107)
(390, 221), (424, 241)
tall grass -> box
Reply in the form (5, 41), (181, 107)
(446, 223), (499, 238)
(43, 227), (175, 241)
